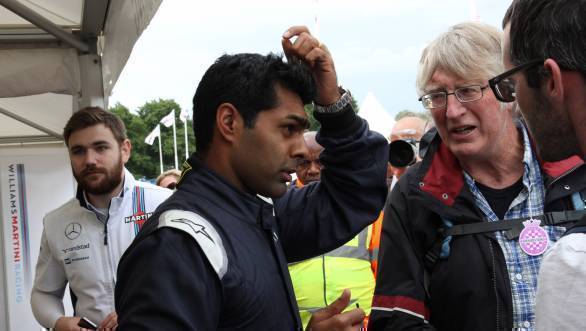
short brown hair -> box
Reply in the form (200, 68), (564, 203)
(63, 107), (127, 146)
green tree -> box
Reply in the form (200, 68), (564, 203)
(394, 109), (430, 121)
(110, 99), (194, 180)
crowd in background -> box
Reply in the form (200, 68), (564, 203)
(29, 0), (586, 330)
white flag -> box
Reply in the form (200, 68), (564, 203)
(160, 109), (175, 127)
(144, 124), (160, 145)
(179, 109), (189, 123)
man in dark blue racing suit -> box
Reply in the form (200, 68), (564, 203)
(115, 26), (389, 330)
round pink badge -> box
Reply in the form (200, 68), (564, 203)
(519, 218), (549, 256)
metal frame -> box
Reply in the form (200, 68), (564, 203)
(0, 105), (62, 139)
(0, 0), (112, 144)
(0, 27), (59, 43)
(0, 0), (90, 53)
(78, 53), (105, 109)
(0, 135), (63, 145)
(81, 0), (110, 39)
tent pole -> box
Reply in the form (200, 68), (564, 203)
(172, 113), (178, 169)
(184, 120), (189, 160)
(158, 135), (163, 174)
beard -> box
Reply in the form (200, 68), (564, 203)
(523, 93), (581, 162)
(73, 155), (124, 195)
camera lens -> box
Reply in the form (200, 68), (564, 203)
(388, 140), (417, 167)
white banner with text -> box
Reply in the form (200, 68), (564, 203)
(1, 146), (75, 331)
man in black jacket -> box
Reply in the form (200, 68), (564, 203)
(490, 1), (586, 329)
(370, 22), (581, 331)
(115, 25), (388, 331)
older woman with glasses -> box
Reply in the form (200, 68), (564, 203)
(369, 22), (571, 331)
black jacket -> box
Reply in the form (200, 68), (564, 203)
(115, 105), (389, 330)
(369, 129), (586, 331)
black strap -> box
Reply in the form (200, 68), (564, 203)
(424, 238), (443, 271)
(442, 210), (586, 240)
(423, 189), (586, 297)
(564, 215), (586, 236)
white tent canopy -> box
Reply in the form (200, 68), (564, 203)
(0, 2), (162, 330)
(0, 0), (162, 145)
(359, 91), (395, 141)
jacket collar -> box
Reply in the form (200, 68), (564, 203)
(290, 178), (305, 188)
(413, 126), (585, 206)
(413, 130), (464, 207)
(541, 155), (584, 181)
(178, 154), (271, 226)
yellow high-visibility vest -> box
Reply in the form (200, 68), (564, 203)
(288, 226), (375, 329)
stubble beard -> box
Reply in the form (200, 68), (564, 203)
(527, 94), (581, 162)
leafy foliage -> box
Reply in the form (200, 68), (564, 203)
(110, 99), (194, 180)
(394, 109), (430, 121)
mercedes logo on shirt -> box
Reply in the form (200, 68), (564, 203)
(64, 223), (82, 240)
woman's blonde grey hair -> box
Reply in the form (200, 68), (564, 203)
(156, 169), (182, 186)
(416, 22), (504, 95)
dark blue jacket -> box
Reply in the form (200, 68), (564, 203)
(115, 105), (389, 330)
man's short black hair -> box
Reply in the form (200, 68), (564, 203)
(192, 53), (316, 154)
(506, 0), (586, 88)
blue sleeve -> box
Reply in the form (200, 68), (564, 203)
(274, 105), (389, 262)
(115, 228), (222, 330)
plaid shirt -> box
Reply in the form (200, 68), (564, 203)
(463, 125), (565, 330)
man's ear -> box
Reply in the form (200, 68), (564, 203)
(215, 103), (242, 144)
(542, 59), (565, 105)
(121, 139), (132, 163)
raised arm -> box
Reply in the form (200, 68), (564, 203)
(276, 26), (389, 262)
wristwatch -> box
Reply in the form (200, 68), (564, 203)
(314, 87), (352, 113)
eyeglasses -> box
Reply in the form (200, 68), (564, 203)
(418, 85), (488, 109)
(488, 59), (543, 102)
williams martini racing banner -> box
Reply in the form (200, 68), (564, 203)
(4, 164), (31, 306)
(1, 148), (75, 331)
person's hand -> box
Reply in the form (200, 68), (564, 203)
(54, 316), (89, 331)
(306, 289), (366, 331)
(282, 26), (340, 105)
(98, 312), (117, 330)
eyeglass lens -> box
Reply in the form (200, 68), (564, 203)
(494, 78), (516, 102)
(420, 85), (483, 109)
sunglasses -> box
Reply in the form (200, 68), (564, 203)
(488, 59), (543, 102)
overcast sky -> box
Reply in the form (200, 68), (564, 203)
(109, 0), (512, 119)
